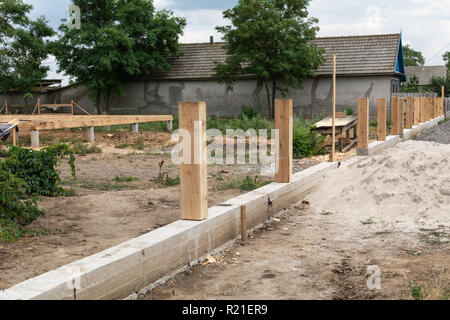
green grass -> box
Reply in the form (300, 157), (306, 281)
(113, 176), (139, 183)
(411, 286), (423, 300)
(133, 136), (145, 150)
(72, 142), (102, 156)
(114, 143), (129, 149)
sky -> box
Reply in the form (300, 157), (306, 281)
(25, 0), (450, 84)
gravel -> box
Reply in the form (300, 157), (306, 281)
(415, 119), (450, 144)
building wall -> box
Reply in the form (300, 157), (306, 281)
(1, 75), (395, 117)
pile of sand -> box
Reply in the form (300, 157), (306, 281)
(305, 140), (450, 231)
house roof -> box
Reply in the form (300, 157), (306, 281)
(149, 33), (403, 80)
(405, 66), (447, 85)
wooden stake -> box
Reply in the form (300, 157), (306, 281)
(442, 86), (445, 116)
(398, 97), (404, 136)
(71, 100), (74, 115)
(391, 97), (399, 135)
(406, 97), (413, 129)
(329, 55), (337, 162)
(357, 98), (369, 149)
(420, 97), (427, 123)
(240, 205), (247, 243)
(12, 127), (17, 146)
(377, 98), (386, 141)
(275, 99), (293, 183)
(413, 97), (420, 126)
(5, 98), (8, 115)
(179, 101), (208, 221)
(38, 98), (41, 115)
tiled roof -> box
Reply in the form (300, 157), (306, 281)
(149, 33), (402, 80)
(405, 66), (448, 85)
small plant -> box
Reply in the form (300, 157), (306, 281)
(115, 143), (129, 149)
(133, 136), (145, 151)
(72, 142), (102, 156)
(153, 161), (180, 186)
(343, 107), (354, 116)
(113, 176), (139, 183)
(239, 176), (270, 191)
(411, 286), (423, 300)
(240, 105), (261, 120)
(292, 118), (326, 159)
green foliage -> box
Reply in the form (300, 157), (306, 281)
(411, 286), (423, 300)
(401, 75), (420, 93)
(0, 144), (76, 197)
(443, 51), (450, 70)
(292, 117), (325, 159)
(0, 0), (54, 96)
(427, 76), (450, 96)
(214, 0), (324, 118)
(239, 176), (270, 191)
(113, 176), (138, 182)
(240, 105), (261, 120)
(403, 45), (425, 66)
(133, 136), (145, 150)
(72, 142), (102, 156)
(53, 0), (186, 114)
(343, 107), (354, 116)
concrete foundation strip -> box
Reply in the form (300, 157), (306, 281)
(0, 115), (444, 300)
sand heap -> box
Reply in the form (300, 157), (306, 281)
(305, 140), (450, 231)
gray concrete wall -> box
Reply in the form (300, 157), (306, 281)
(2, 75), (395, 117)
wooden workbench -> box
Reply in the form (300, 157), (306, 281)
(313, 115), (358, 152)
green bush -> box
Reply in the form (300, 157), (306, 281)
(240, 105), (261, 120)
(292, 117), (325, 159)
(0, 144), (76, 197)
(343, 107), (354, 116)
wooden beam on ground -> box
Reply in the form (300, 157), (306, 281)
(406, 97), (413, 129)
(275, 99), (293, 183)
(179, 101), (208, 221)
(357, 98), (369, 150)
(413, 97), (420, 126)
(329, 55), (337, 162)
(377, 98), (386, 141)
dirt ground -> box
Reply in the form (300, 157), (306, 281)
(0, 129), (337, 291)
(142, 136), (450, 301)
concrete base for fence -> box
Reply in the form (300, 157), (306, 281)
(357, 115), (445, 156)
(0, 161), (341, 300)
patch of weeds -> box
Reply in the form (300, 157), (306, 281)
(113, 176), (139, 183)
(419, 227), (449, 246)
(72, 142), (102, 156)
(114, 143), (129, 149)
(361, 217), (376, 225)
(441, 288), (450, 300)
(239, 176), (271, 191)
(438, 118), (449, 126)
(153, 161), (180, 186)
(133, 137), (145, 151)
(343, 107), (354, 116)
(411, 285), (423, 300)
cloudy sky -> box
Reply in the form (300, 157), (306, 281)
(25, 0), (450, 84)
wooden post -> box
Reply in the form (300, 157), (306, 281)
(406, 97), (413, 129)
(442, 86), (445, 116)
(275, 99), (293, 183)
(37, 98), (41, 115)
(420, 97), (427, 123)
(5, 98), (8, 115)
(12, 127), (17, 146)
(377, 98), (386, 141)
(413, 97), (420, 126)
(329, 55), (337, 162)
(71, 100), (74, 115)
(240, 205), (247, 243)
(398, 97), (404, 136)
(391, 97), (399, 135)
(357, 98), (369, 150)
(179, 101), (208, 221)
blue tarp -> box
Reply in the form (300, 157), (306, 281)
(396, 33), (407, 83)
(0, 124), (18, 142)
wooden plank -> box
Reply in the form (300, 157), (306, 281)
(391, 97), (399, 135)
(406, 97), (413, 129)
(357, 98), (369, 149)
(442, 86), (446, 116)
(377, 98), (386, 141)
(241, 205), (247, 243)
(336, 112), (346, 118)
(420, 97), (427, 123)
(413, 97), (420, 126)
(179, 101), (208, 221)
(275, 99), (293, 183)
(330, 55), (337, 162)
(398, 97), (404, 135)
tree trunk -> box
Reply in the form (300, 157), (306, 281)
(271, 79), (277, 119)
(95, 92), (101, 115)
(264, 81), (272, 119)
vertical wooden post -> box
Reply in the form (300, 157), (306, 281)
(329, 55), (337, 162)
(275, 99), (293, 183)
(12, 128), (17, 146)
(5, 98), (8, 115)
(71, 100), (74, 115)
(37, 98), (41, 115)
(442, 86), (445, 116)
(240, 205), (247, 243)
(413, 97), (420, 126)
(406, 97), (413, 129)
(391, 97), (399, 135)
(357, 98), (369, 150)
(179, 101), (208, 221)
(398, 97), (404, 136)
(420, 97), (427, 123)
(377, 98), (386, 141)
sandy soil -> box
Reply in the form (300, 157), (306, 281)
(143, 139), (450, 300)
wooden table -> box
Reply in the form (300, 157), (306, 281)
(312, 115), (358, 152)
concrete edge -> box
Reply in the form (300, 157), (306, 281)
(357, 116), (445, 156)
(0, 160), (343, 300)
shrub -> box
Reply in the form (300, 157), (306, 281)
(343, 107), (354, 116)
(240, 105), (261, 120)
(133, 136), (145, 150)
(239, 176), (271, 191)
(292, 117), (325, 159)
(72, 142), (102, 155)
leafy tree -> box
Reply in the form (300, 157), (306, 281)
(428, 76), (450, 96)
(400, 75), (420, 93)
(0, 0), (54, 98)
(214, 0), (324, 118)
(403, 45), (425, 66)
(443, 51), (450, 70)
(53, 0), (186, 114)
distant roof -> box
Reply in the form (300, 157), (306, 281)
(149, 33), (403, 80)
(405, 66), (447, 85)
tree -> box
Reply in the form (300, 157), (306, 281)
(214, 0), (324, 118)
(0, 0), (54, 98)
(428, 76), (450, 96)
(400, 75), (420, 93)
(403, 45), (425, 66)
(53, 0), (186, 114)
(443, 51), (450, 70)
